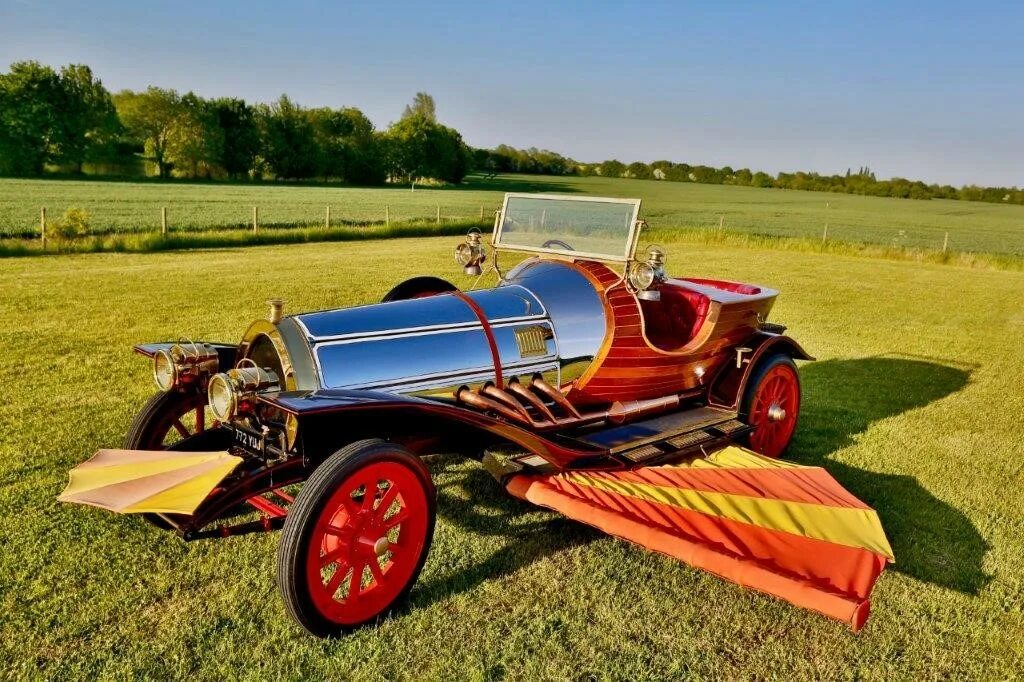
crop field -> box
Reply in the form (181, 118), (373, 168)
(2, 174), (1024, 256)
(2, 236), (1022, 678)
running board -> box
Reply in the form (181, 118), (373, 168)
(565, 406), (750, 464)
(505, 446), (894, 631)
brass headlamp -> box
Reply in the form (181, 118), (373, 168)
(152, 342), (220, 391)
(454, 229), (487, 275)
(207, 364), (281, 422)
(629, 245), (667, 301)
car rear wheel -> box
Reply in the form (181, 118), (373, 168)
(124, 390), (213, 527)
(741, 354), (801, 458)
(276, 439), (436, 637)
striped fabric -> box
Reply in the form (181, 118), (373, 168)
(506, 446), (893, 630)
(59, 449), (243, 515)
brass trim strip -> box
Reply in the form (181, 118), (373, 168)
(277, 317), (321, 391)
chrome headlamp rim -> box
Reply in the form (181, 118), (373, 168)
(207, 365), (281, 423)
(207, 372), (238, 422)
(151, 341), (219, 392)
(152, 349), (178, 392)
(628, 261), (657, 291)
(454, 242), (476, 266)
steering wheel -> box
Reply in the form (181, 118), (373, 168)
(541, 239), (574, 251)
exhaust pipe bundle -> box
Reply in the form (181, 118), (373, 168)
(456, 375), (679, 430)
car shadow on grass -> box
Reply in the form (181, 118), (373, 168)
(408, 459), (600, 610)
(795, 354), (990, 595)
(413, 354), (988, 612)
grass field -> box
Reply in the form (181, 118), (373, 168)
(2, 237), (1023, 678)
(3, 174), (1024, 256)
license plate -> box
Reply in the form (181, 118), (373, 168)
(234, 428), (262, 451)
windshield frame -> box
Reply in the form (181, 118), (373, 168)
(493, 193), (643, 263)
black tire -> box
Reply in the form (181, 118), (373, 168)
(740, 353), (801, 458)
(276, 439), (436, 637)
(124, 391), (207, 450)
(123, 390), (210, 528)
(381, 276), (458, 302)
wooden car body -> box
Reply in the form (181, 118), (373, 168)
(125, 194), (810, 537)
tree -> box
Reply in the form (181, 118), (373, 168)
(57, 65), (120, 173)
(164, 93), (223, 178)
(474, 145), (576, 175)
(114, 87), (183, 177)
(598, 159), (626, 177)
(0, 61), (65, 174)
(383, 114), (469, 184)
(211, 98), (260, 179)
(401, 92), (436, 122)
(626, 161), (652, 179)
(308, 106), (383, 184)
(258, 95), (318, 180)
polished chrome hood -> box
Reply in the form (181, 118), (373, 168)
(288, 259), (607, 396)
(296, 285), (546, 342)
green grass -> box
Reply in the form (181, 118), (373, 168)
(2, 237), (1023, 678)
(3, 173), (1024, 256)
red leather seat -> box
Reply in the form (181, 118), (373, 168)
(640, 282), (710, 352)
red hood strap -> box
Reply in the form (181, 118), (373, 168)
(450, 290), (503, 389)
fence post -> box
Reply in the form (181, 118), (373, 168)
(436, 205), (441, 224)
(40, 207), (46, 250)
(942, 232), (949, 252)
(719, 214), (724, 232)
(161, 207), (167, 235)
(252, 206), (258, 233)
(822, 223), (828, 244)
(385, 205), (390, 226)
(326, 205), (331, 229)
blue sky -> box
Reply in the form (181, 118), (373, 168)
(2, 0), (1021, 186)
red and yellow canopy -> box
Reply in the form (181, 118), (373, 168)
(507, 446), (893, 630)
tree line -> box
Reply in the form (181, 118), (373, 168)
(0, 62), (468, 184)
(476, 148), (1024, 206)
(1, 60), (1020, 205)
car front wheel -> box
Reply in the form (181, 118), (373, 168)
(123, 390), (212, 528)
(276, 439), (436, 637)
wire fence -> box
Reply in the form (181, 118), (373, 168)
(641, 211), (1024, 257)
(7, 203), (495, 243)
(3, 193), (1022, 257)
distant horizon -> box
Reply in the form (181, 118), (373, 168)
(2, 0), (1021, 187)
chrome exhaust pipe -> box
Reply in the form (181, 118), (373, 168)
(530, 374), (581, 418)
(506, 379), (558, 422)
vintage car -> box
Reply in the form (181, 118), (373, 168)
(61, 193), (894, 636)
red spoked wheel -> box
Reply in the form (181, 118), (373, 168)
(742, 354), (801, 458)
(277, 439), (435, 637)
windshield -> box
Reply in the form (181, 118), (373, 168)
(495, 194), (641, 261)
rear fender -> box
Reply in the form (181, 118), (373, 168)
(708, 333), (814, 410)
